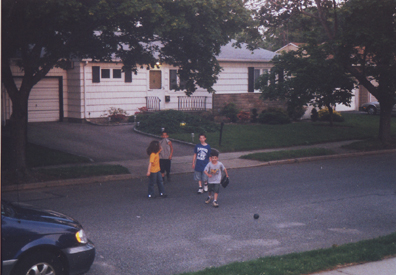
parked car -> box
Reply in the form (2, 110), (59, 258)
(2, 200), (95, 275)
(359, 101), (396, 115)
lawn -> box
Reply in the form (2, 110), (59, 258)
(178, 232), (396, 275)
(171, 113), (396, 152)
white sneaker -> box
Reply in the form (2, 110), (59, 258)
(203, 184), (208, 192)
(197, 187), (204, 194)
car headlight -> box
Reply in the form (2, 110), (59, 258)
(75, 229), (88, 244)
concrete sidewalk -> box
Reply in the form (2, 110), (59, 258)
(311, 256), (396, 275)
(3, 140), (396, 192)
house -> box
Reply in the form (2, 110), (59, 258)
(275, 42), (375, 117)
(2, 41), (279, 124)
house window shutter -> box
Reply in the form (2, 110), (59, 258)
(92, 66), (100, 83)
(248, 67), (254, 92)
(170, 70), (177, 89)
(125, 68), (132, 83)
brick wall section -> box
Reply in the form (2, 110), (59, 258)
(212, 93), (286, 115)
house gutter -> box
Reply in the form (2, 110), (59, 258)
(83, 60), (88, 119)
(217, 58), (274, 63)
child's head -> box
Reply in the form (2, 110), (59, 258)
(198, 133), (206, 144)
(210, 150), (219, 162)
(161, 131), (169, 139)
(146, 140), (160, 155)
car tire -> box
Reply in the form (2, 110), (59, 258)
(12, 251), (66, 275)
(367, 106), (377, 115)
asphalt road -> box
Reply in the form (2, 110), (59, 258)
(28, 122), (193, 162)
(3, 152), (396, 275)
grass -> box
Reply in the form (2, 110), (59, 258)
(27, 143), (91, 167)
(343, 138), (396, 151)
(34, 165), (130, 180)
(172, 113), (396, 152)
(240, 148), (335, 162)
(178, 232), (396, 275)
(1, 137), (130, 184)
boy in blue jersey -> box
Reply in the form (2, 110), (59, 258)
(192, 133), (211, 194)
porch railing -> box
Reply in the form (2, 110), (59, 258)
(145, 96), (161, 112)
(178, 96), (207, 111)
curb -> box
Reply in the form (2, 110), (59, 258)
(3, 148), (395, 193)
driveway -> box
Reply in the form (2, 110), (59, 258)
(28, 122), (194, 162)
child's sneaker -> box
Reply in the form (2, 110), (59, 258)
(203, 184), (208, 192)
(213, 200), (219, 207)
(205, 196), (212, 204)
(197, 187), (204, 194)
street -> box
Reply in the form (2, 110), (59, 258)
(3, 152), (396, 275)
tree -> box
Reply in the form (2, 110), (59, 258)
(256, 43), (356, 126)
(256, 0), (396, 144)
(1, 0), (252, 177)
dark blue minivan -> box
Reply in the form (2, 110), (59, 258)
(2, 200), (95, 275)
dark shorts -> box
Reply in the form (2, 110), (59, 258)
(208, 183), (220, 193)
(160, 159), (171, 174)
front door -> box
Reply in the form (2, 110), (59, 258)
(149, 71), (162, 89)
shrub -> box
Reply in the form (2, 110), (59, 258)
(135, 110), (219, 134)
(250, 108), (259, 123)
(258, 108), (291, 125)
(220, 103), (239, 123)
(318, 108), (344, 122)
(311, 108), (319, 122)
(102, 107), (129, 122)
(288, 105), (307, 121)
(237, 111), (250, 122)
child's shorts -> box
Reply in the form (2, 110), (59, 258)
(208, 183), (220, 193)
(194, 171), (208, 182)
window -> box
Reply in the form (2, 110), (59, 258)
(254, 69), (261, 83)
(113, 69), (122, 78)
(249, 68), (269, 92)
(92, 66), (100, 83)
(149, 71), (162, 89)
(169, 69), (187, 90)
(125, 68), (132, 83)
(101, 69), (110, 78)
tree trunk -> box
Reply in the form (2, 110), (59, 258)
(7, 91), (30, 182)
(378, 100), (394, 146)
(327, 104), (334, 127)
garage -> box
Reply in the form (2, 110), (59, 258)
(3, 77), (62, 123)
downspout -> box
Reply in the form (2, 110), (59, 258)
(83, 61), (88, 120)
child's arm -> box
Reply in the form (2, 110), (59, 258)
(204, 169), (212, 178)
(224, 167), (229, 178)
(192, 153), (197, 169)
(147, 162), (152, 177)
(168, 140), (173, 159)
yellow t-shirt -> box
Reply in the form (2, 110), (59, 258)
(149, 152), (160, 173)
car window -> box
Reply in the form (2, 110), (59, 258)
(1, 202), (15, 217)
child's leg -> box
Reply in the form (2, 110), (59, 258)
(167, 160), (171, 179)
(212, 184), (220, 207)
(202, 172), (208, 192)
(160, 159), (166, 181)
(148, 173), (156, 198)
(164, 159), (171, 181)
(214, 192), (218, 201)
(194, 171), (204, 193)
(156, 172), (166, 197)
(205, 190), (213, 204)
